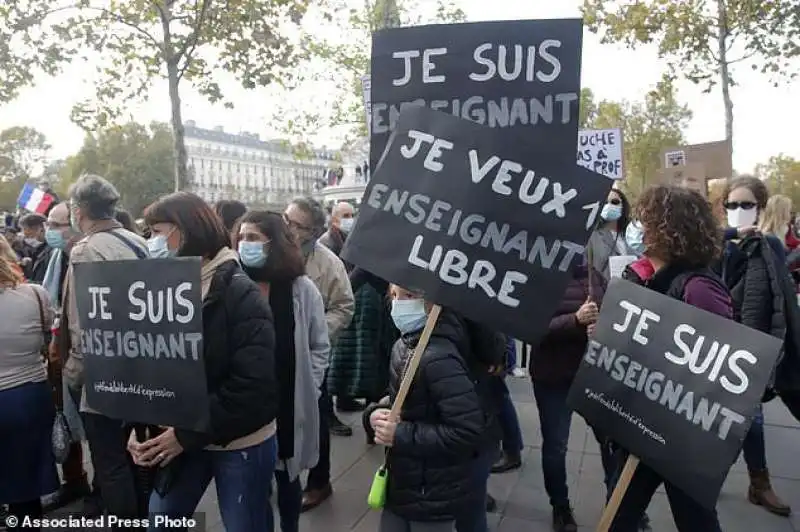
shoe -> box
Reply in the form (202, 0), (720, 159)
(337, 397), (366, 412)
(491, 451), (522, 474)
(301, 484), (333, 512)
(42, 478), (91, 512)
(329, 415), (353, 437)
(747, 468), (791, 516)
(486, 493), (498, 513)
(552, 505), (578, 532)
(638, 513), (652, 531)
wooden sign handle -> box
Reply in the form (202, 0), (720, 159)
(586, 240), (595, 301)
(389, 304), (442, 421)
(596, 455), (640, 532)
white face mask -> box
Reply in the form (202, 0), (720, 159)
(726, 207), (758, 229)
(339, 217), (354, 234)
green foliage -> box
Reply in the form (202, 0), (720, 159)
(1, 0), (317, 188)
(756, 154), (800, 207)
(271, 0), (466, 144)
(0, 126), (51, 211)
(581, 77), (693, 199)
(582, 0), (800, 141)
(58, 122), (175, 217)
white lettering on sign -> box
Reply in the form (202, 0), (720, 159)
(611, 299), (661, 345)
(469, 41), (562, 83)
(128, 281), (195, 324)
(88, 286), (113, 320)
(666, 324), (757, 395)
(81, 328), (203, 361)
(584, 340), (748, 440)
(392, 48), (448, 86)
(400, 130), (454, 172)
(577, 128), (624, 180)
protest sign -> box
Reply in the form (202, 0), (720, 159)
(341, 105), (613, 346)
(568, 279), (782, 509)
(369, 19), (583, 172)
(577, 128), (624, 179)
(362, 75), (372, 133)
(661, 139), (733, 180)
(659, 163), (707, 197)
(73, 258), (209, 431)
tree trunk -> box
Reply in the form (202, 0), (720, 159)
(159, 4), (188, 192)
(717, 0), (734, 148)
(167, 62), (188, 192)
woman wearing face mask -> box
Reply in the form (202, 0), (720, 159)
(364, 287), (486, 532)
(586, 189), (633, 280)
(714, 176), (798, 517)
(129, 192), (280, 532)
(234, 210), (329, 532)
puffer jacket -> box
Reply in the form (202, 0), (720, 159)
(529, 264), (606, 384)
(380, 310), (486, 522)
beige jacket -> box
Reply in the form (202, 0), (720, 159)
(61, 219), (148, 413)
(306, 241), (354, 342)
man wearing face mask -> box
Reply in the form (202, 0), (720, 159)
(18, 213), (53, 284)
(62, 175), (149, 530)
(318, 202), (355, 260)
(284, 197), (354, 511)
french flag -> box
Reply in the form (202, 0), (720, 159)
(17, 183), (55, 214)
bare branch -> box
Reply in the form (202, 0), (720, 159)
(177, 0), (212, 79)
(727, 49), (759, 65)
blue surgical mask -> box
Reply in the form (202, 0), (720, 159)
(339, 218), (354, 234)
(147, 235), (176, 259)
(391, 298), (428, 334)
(45, 229), (66, 250)
(625, 221), (646, 256)
(601, 203), (622, 222)
(238, 241), (268, 268)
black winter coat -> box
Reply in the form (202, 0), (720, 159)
(381, 310), (486, 522)
(174, 259), (278, 451)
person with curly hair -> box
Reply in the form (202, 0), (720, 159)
(611, 185), (731, 532)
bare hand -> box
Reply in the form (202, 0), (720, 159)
(369, 408), (391, 430)
(576, 300), (599, 325)
(374, 419), (398, 447)
(133, 427), (184, 467)
(737, 226), (759, 238)
(587, 322), (597, 337)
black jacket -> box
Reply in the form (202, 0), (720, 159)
(25, 243), (53, 284)
(174, 259), (278, 451)
(379, 310), (486, 522)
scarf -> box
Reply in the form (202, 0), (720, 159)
(269, 279), (296, 460)
(201, 247), (240, 300)
(42, 248), (64, 304)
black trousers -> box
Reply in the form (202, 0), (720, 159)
(306, 375), (331, 490)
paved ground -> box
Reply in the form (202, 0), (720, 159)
(53, 376), (800, 531)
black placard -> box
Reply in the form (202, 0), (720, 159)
(73, 258), (209, 432)
(568, 279), (782, 509)
(370, 19), (583, 173)
(341, 105), (613, 346)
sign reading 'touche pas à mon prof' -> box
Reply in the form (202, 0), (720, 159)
(342, 106), (612, 346)
(568, 279), (782, 509)
(73, 258), (209, 432)
(577, 128), (624, 180)
(369, 19), (583, 172)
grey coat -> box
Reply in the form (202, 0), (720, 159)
(277, 275), (330, 481)
(587, 228), (633, 281)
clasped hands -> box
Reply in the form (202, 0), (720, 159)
(127, 427), (184, 468)
(369, 408), (398, 447)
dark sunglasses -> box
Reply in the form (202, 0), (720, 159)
(607, 198), (622, 206)
(723, 201), (757, 210)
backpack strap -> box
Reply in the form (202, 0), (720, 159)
(103, 229), (148, 259)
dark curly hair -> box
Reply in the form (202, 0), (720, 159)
(636, 184), (721, 267)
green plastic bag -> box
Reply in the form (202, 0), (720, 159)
(367, 466), (388, 509)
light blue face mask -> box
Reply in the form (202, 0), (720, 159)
(390, 298), (428, 335)
(147, 235), (176, 259)
(601, 203), (622, 222)
(45, 229), (67, 250)
(625, 221), (646, 256)
(238, 241), (268, 268)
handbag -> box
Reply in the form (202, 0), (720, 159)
(32, 285), (72, 464)
(367, 465), (388, 509)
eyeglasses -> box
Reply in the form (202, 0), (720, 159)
(723, 201), (757, 210)
(607, 198), (622, 206)
(283, 215), (312, 233)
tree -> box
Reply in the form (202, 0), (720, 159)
(756, 154), (800, 207)
(581, 77), (693, 198)
(0, 126), (51, 211)
(2, 1), (317, 192)
(582, 0), (800, 145)
(58, 122), (175, 217)
(270, 0), (466, 143)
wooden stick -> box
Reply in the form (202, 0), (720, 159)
(389, 304), (442, 421)
(596, 455), (640, 532)
(587, 242), (595, 301)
